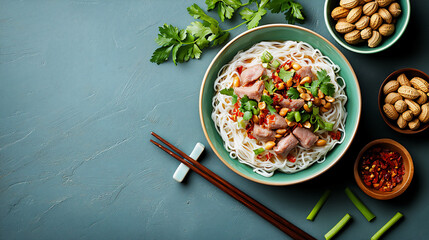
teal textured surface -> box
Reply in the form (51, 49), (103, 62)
(1, 0), (428, 239)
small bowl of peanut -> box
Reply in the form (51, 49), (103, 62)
(379, 68), (429, 134)
(324, 0), (410, 54)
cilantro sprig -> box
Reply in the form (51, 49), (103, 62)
(220, 87), (238, 103)
(287, 87), (300, 99)
(239, 95), (260, 120)
(267, 0), (304, 24)
(206, 0), (243, 22)
(261, 95), (276, 114)
(264, 79), (276, 95)
(151, 1), (305, 65)
(303, 69), (335, 97)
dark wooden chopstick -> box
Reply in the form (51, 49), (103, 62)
(150, 132), (316, 240)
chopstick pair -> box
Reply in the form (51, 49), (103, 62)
(150, 132), (316, 240)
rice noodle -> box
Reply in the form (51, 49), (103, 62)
(211, 41), (348, 177)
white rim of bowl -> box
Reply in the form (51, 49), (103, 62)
(199, 24), (362, 185)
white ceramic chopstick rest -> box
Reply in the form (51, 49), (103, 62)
(173, 142), (205, 182)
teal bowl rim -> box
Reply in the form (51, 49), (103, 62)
(324, 0), (411, 54)
(199, 24), (362, 185)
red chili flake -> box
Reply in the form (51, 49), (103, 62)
(287, 154), (296, 163)
(237, 66), (243, 75)
(273, 75), (282, 83)
(272, 94), (283, 104)
(293, 73), (301, 82)
(359, 147), (404, 192)
(329, 131), (342, 140)
(266, 152), (273, 161)
(280, 60), (292, 69)
(267, 114), (276, 124)
(246, 124), (255, 139)
(259, 109), (268, 125)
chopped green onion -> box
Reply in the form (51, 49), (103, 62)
(286, 111), (296, 122)
(307, 101), (313, 108)
(323, 121), (334, 131)
(261, 51), (273, 63)
(301, 112), (311, 123)
(262, 62), (269, 68)
(243, 111), (252, 121)
(371, 212), (403, 240)
(294, 111), (301, 122)
(313, 106), (319, 116)
(324, 213), (352, 240)
(271, 60), (280, 69)
(345, 187), (376, 222)
(253, 148), (265, 155)
(307, 190), (331, 221)
(237, 117), (246, 128)
(310, 114), (317, 124)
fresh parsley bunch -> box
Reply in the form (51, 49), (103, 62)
(150, 0), (305, 65)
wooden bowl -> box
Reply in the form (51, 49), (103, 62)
(354, 139), (414, 200)
(378, 68), (429, 134)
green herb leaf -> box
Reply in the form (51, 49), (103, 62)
(287, 87), (300, 99)
(320, 82), (335, 97)
(261, 95), (273, 105)
(220, 88), (234, 96)
(151, 1), (306, 65)
(239, 95), (258, 114)
(261, 95), (276, 114)
(243, 111), (253, 120)
(316, 69), (335, 97)
(301, 112), (311, 123)
(206, 0), (243, 22)
(253, 147), (265, 155)
(150, 45), (174, 65)
(188, 4), (220, 28)
(239, 0), (269, 29)
(316, 69), (330, 83)
(264, 80), (277, 95)
(285, 1), (304, 24)
(212, 31), (230, 46)
(267, 0), (305, 24)
(279, 68), (295, 82)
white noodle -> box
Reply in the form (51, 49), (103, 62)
(211, 41), (348, 177)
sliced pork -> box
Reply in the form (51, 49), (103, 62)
(267, 113), (288, 130)
(240, 64), (265, 86)
(234, 80), (264, 101)
(292, 127), (318, 149)
(253, 124), (276, 142)
(278, 98), (305, 111)
(296, 66), (315, 80)
(273, 134), (299, 157)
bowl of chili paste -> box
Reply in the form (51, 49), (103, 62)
(354, 139), (414, 200)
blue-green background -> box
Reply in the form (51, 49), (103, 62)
(1, 0), (428, 239)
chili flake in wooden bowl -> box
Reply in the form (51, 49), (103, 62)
(360, 147), (404, 191)
(354, 139), (414, 200)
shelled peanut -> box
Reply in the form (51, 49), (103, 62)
(382, 73), (429, 130)
(331, 0), (402, 48)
